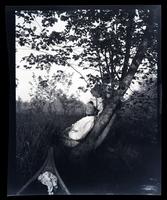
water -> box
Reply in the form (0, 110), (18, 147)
(17, 143), (161, 195)
(112, 177), (161, 195)
(63, 143), (161, 195)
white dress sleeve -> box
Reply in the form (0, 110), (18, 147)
(68, 116), (95, 140)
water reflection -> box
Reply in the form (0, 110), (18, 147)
(140, 178), (161, 195)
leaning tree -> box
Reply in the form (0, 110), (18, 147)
(15, 6), (160, 159)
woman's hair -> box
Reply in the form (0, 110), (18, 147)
(86, 101), (99, 116)
(88, 101), (94, 105)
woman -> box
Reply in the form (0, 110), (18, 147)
(68, 101), (99, 141)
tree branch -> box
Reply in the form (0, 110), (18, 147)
(117, 8), (155, 99)
(100, 47), (111, 79)
(30, 13), (56, 51)
(103, 48), (115, 93)
(67, 33), (150, 158)
(66, 62), (89, 85)
(104, 48), (112, 76)
(117, 34), (150, 98)
(113, 66), (121, 80)
(87, 67), (100, 72)
(96, 48), (104, 83)
(17, 45), (89, 86)
(121, 12), (135, 81)
(108, 48), (120, 83)
(19, 45), (52, 55)
(94, 113), (117, 149)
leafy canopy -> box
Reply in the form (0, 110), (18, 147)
(16, 7), (158, 101)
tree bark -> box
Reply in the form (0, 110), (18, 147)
(121, 12), (135, 80)
(63, 10), (155, 159)
(94, 113), (117, 149)
(68, 36), (149, 159)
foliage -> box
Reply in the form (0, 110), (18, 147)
(120, 74), (158, 120)
(15, 7), (159, 103)
(17, 68), (86, 115)
(15, 7), (160, 179)
(16, 109), (84, 180)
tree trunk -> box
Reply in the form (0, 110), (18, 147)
(69, 101), (119, 159)
(69, 36), (149, 159)
(63, 9), (155, 159)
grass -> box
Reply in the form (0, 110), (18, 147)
(16, 110), (160, 194)
(16, 110), (83, 182)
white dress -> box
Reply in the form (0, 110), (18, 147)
(68, 116), (95, 140)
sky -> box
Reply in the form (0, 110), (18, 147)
(15, 11), (143, 104)
(15, 13), (94, 104)
(16, 47), (96, 104)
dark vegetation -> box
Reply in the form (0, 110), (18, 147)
(16, 102), (84, 181)
(14, 6), (161, 194)
(16, 86), (160, 194)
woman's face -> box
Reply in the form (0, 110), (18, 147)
(86, 102), (94, 114)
